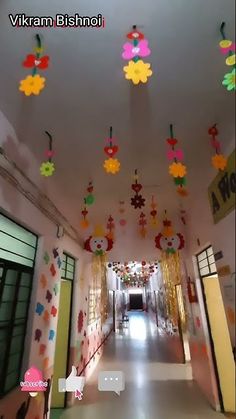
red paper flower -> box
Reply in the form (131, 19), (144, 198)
(131, 194), (146, 209)
(127, 30), (144, 40)
(78, 310), (84, 333)
(166, 138), (178, 146)
(23, 54), (50, 69)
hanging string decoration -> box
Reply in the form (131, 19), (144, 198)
(138, 212), (147, 238)
(208, 124), (227, 171)
(155, 215), (185, 254)
(85, 181), (95, 206)
(103, 127), (120, 174)
(40, 131), (55, 177)
(131, 169), (146, 209)
(84, 226), (113, 256)
(80, 199), (89, 229)
(166, 124), (188, 197)
(180, 209), (187, 225)
(119, 201), (127, 227)
(219, 22), (236, 91)
(19, 34), (49, 96)
(150, 196), (158, 228)
(107, 215), (115, 240)
(122, 25), (153, 85)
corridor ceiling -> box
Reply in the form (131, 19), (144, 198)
(0, 1), (235, 258)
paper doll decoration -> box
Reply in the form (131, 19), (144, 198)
(84, 226), (113, 256)
(166, 124), (188, 197)
(19, 34), (49, 96)
(131, 169), (146, 209)
(123, 25), (153, 84)
(219, 22), (236, 91)
(155, 217), (185, 254)
(208, 124), (227, 171)
(103, 127), (120, 174)
(40, 131), (55, 177)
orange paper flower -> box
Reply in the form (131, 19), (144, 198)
(169, 162), (187, 178)
(103, 158), (120, 174)
(211, 154), (227, 170)
(19, 74), (46, 96)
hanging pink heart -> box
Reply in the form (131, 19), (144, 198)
(104, 145), (118, 157)
(132, 183), (142, 193)
(45, 150), (55, 158)
(167, 149), (184, 161)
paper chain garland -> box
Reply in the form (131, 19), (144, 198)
(208, 124), (227, 171)
(166, 125), (188, 197)
(40, 131), (55, 177)
(19, 34), (49, 96)
(103, 127), (120, 174)
(131, 170), (146, 209)
(122, 25), (153, 85)
(219, 22), (236, 91)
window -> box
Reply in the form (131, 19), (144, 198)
(196, 246), (217, 278)
(61, 253), (75, 280)
(0, 213), (37, 397)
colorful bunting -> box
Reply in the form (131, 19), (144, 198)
(123, 26), (152, 84)
(19, 34), (49, 96)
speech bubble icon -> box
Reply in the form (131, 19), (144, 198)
(98, 371), (125, 396)
(58, 366), (85, 393)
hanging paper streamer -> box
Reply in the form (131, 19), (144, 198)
(123, 25), (153, 85)
(166, 125), (188, 197)
(19, 34), (49, 96)
(219, 22), (236, 91)
(155, 213), (185, 254)
(103, 127), (120, 174)
(119, 201), (127, 226)
(84, 226), (113, 256)
(107, 215), (115, 240)
(138, 212), (147, 238)
(131, 169), (146, 209)
(208, 124), (227, 171)
(150, 196), (158, 228)
(40, 131), (55, 177)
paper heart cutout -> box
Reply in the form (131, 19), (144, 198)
(132, 183), (142, 193)
(166, 138), (178, 146)
(87, 186), (93, 193)
(104, 145), (118, 157)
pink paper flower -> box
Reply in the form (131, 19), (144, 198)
(122, 39), (151, 60)
(167, 149), (184, 161)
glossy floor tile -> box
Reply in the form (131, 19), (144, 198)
(51, 312), (225, 419)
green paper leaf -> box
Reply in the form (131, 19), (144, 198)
(174, 177), (186, 186)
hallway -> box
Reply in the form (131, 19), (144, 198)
(53, 313), (224, 419)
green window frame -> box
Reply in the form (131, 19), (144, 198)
(196, 246), (217, 278)
(61, 253), (75, 281)
(0, 213), (37, 397)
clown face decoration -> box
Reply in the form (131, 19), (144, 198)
(84, 235), (113, 256)
(155, 232), (184, 254)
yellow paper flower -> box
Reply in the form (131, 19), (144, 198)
(103, 158), (120, 174)
(123, 60), (153, 85)
(19, 74), (46, 96)
(212, 154), (227, 171)
(40, 161), (55, 177)
(226, 54), (236, 66)
(169, 162), (187, 178)
(219, 39), (232, 49)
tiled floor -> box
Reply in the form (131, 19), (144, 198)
(51, 312), (225, 419)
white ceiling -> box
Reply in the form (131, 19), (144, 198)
(0, 0), (235, 258)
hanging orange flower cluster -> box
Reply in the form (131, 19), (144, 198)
(166, 125), (188, 197)
(138, 212), (147, 238)
(19, 35), (49, 96)
(103, 127), (120, 174)
(208, 125), (227, 171)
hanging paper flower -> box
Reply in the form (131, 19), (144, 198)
(131, 194), (145, 209)
(23, 54), (49, 69)
(103, 158), (120, 174)
(127, 29), (144, 40)
(123, 60), (152, 85)
(122, 40), (151, 60)
(219, 39), (235, 54)
(222, 68), (236, 91)
(169, 162), (187, 178)
(19, 75), (46, 96)
(40, 161), (55, 177)
(211, 154), (227, 170)
(19, 35), (49, 96)
(225, 54), (236, 66)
